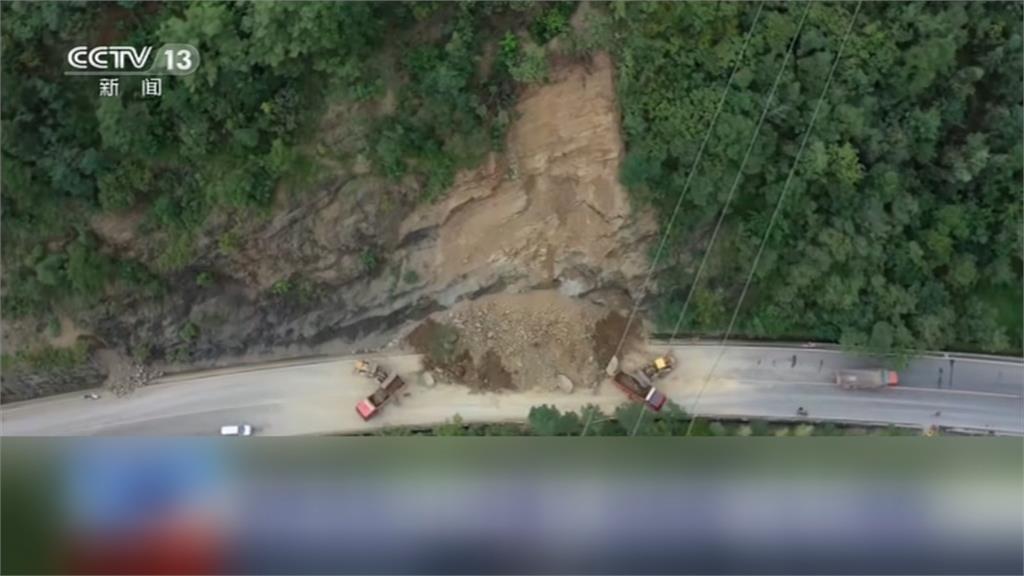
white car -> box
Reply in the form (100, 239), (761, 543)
(219, 424), (253, 436)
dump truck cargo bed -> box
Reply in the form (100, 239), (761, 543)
(612, 372), (667, 411)
(356, 373), (407, 420)
(835, 369), (899, 390)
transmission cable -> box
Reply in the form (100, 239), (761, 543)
(628, 0), (811, 436)
(683, 1), (864, 437)
(581, 0), (765, 434)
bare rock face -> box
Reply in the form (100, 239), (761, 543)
(556, 374), (575, 394)
(422, 372), (436, 388)
(218, 175), (416, 291)
(0, 359), (107, 403)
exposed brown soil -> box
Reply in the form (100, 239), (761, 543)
(477, 349), (514, 392)
(405, 290), (641, 393)
(405, 318), (444, 358)
(406, 319), (513, 392)
(592, 311), (643, 369)
(48, 315), (89, 349)
(406, 319), (471, 380)
(398, 51), (657, 297)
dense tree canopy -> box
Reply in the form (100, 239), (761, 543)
(613, 2), (1022, 354)
(1, 1), (1019, 357)
(1, 1), (565, 319)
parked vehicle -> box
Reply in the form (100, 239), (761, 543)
(354, 360), (389, 383)
(356, 373), (407, 421)
(640, 354), (675, 380)
(612, 371), (667, 411)
(219, 424), (253, 436)
(835, 369), (900, 390)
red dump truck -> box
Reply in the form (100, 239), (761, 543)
(356, 372), (407, 420)
(835, 369), (900, 390)
(612, 371), (667, 411)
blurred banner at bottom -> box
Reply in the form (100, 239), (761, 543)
(2, 438), (1021, 575)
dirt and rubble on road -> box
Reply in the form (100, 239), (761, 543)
(592, 310), (643, 369)
(96, 349), (164, 397)
(405, 290), (643, 393)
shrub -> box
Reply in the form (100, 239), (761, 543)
(97, 161), (152, 212)
(46, 316), (62, 338)
(435, 414), (468, 436)
(168, 346), (191, 364)
(428, 323), (462, 366)
(499, 32), (520, 70)
(178, 321), (199, 342)
(371, 123), (410, 179)
(218, 230), (242, 254)
(131, 341), (153, 363)
(509, 43), (549, 84)
(66, 234), (112, 300)
(529, 2), (572, 45)
(117, 260), (164, 297)
(2, 341), (90, 374)
(528, 404), (584, 435)
(34, 253), (67, 288)
(270, 279), (294, 296)
(360, 248), (380, 274)
(567, 10), (613, 56)
(156, 233), (195, 273)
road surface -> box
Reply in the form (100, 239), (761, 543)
(2, 344), (1021, 435)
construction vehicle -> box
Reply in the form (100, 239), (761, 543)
(355, 360), (389, 383)
(640, 354), (675, 380)
(612, 371), (667, 412)
(835, 369), (900, 390)
(356, 373), (407, 421)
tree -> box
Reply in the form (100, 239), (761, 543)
(528, 405), (563, 435)
(435, 414), (469, 436)
(66, 234), (112, 301)
(614, 1), (1022, 354)
(509, 43), (549, 84)
(868, 321), (895, 353)
(614, 402), (652, 436)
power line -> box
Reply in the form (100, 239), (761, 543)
(684, 1), (864, 437)
(666, 3), (813, 350)
(629, 0), (812, 436)
(579, 1), (767, 437)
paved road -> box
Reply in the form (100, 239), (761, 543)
(2, 344), (1021, 436)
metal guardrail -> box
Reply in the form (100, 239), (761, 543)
(649, 338), (1024, 365)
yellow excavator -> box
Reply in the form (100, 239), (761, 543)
(640, 354), (675, 380)
(354, 360), (389, 383)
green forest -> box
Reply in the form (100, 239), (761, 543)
(2, 1), (564, 319)
(614, 2), (1022, 354)
(1, 1), (1021, 361)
